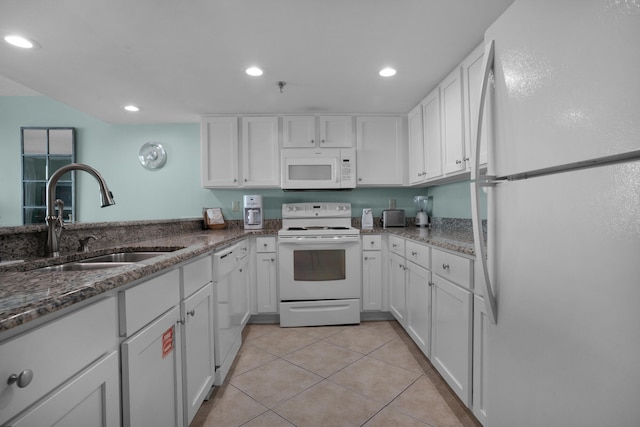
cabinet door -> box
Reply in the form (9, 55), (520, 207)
(462, 43), (489, 169)
(6, 352), (120, 427)
(408, 104), (425, 185)
(388, 252), (407, 326)
(473, 295), (489, 425)
(231, 260), (251, 326)
(406, 262), (431, 358)
(440, 67), (466, 174)
(182, 283), (215, 426)
(431, 274), (472, 406)
(362, 251), (382, 311)
(356, 116), (404, 186)
(201, 116), (239, 187)
(319, 116), (353, 148)
(242, 116), (280, 187)
(256, 253), (278, 313)
(122, 306), (184, 427)
(282, 116), (316, 147)
(423, 88), (443, 179)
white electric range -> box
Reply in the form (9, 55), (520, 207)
(278, 202), (361, 327)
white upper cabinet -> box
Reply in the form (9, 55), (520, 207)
(356, 116), (405, 186)
(441, 66), (467, 175)
(319, 116), (353, 147)
(408, 104), (425, 185)
(423, 87), (443, 180)
(201, 116), (280, 188)
(282, 116), (316, 148)
(283, 116), (353, 148)
(462, 43), (489, 168)
(201, 116), (239, 187)
(242, 116), (280, 187)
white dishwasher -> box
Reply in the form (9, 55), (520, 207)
(212, 239), (249, 385)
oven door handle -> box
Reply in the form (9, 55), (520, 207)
(278, 237), (361, 245)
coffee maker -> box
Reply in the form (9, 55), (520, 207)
(243, 195), (263, 230)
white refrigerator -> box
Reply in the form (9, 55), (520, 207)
(470, 1), (640, 426)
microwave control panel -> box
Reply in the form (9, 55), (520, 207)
(340, 149), (356, 188)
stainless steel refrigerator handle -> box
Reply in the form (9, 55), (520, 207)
(470, 39), (498, 324)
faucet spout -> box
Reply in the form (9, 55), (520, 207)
(46, 163), (115, 257)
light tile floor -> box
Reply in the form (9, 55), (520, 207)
(191, 321), (481, 427)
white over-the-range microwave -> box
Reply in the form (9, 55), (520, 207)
(281, 148), (356, 190)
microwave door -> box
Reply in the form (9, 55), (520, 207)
(283, 157), (339, 189)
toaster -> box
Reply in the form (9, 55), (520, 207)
(382, 209), (405, 228)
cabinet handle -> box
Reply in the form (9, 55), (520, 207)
(370, 241), (375, 245)
(429, 281), (434, 287)
(456, 160), (462, 165)
(364, 256), (368, 261)
(321, 139), (325, 144)
(7, 369), (33, 388)
(311, 139), (315, 144)
(233, 178), (237, 183)
(271, 258), (275, 262)
(244, 178), (247, 182)
(187, 309), (196, 317)
(263, 243), (268, 247)
(412, 251), (417, 256)
(358, 177), (362, 182)
(392, 244), (398, 248)
(464, 157), (470, 162)
(177, 318), (185, 325)
(442, 263), (450, 270)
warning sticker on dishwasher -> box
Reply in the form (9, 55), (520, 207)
(162, 326), (174, 359)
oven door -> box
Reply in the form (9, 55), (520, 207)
(278, 235), (361, 300)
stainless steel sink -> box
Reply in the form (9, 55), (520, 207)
(40, 262), (135, 272)
(81, 252), (172, 263)
(39, 251), (174, 272)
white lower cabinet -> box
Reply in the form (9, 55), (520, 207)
(388, 252), (407, 327)
(255, 236), (278, 313)
(122, 305), (184, 427)
(120, 255), (215, 427)
(406, 258), (432, 358)
(362, 235), (382, 311)
(473, 294), (489, 425)
(430, 273), (472, 406)
(182, 282), (215, 426)
(6, 351), (120, 427)
(1, 297), (119, 426)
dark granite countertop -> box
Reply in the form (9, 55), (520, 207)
(0, 223), (478, 335)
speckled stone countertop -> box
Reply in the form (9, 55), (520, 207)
(0, 218), (480, 335)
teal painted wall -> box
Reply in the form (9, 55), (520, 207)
(0, 96), (482, 227)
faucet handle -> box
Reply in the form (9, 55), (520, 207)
(77, 235), (98, 252)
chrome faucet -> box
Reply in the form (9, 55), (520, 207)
(46, 163), (115, 257)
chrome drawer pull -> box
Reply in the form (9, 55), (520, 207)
(8, 369), (33, 388)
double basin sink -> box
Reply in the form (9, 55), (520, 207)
(40, 251), (173, 272)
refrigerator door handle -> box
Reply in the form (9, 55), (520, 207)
(471, 39), (498, 324)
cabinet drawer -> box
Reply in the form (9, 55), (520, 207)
(256, 237), (276, 253)
(406, 240), (430, 268)
(432, 248), (472, 290)
(0, 297), (117, 424)
(362, 235), (382, 251)
(119, 269), (180, 337)
(388, 235), (405, 257)
(183, 255), (212, 298)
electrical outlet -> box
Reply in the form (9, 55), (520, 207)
(232, 201), (240, 212)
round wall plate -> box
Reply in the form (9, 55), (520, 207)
(138, 142), (167, 170)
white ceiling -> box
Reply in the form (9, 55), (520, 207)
(0, 0), (514, 124)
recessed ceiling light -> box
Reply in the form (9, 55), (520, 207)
(379, 67), (397, 77)
(124, 105), (140, 112)
(4, 34), (37, 49)
(245, 67), (264, 77)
